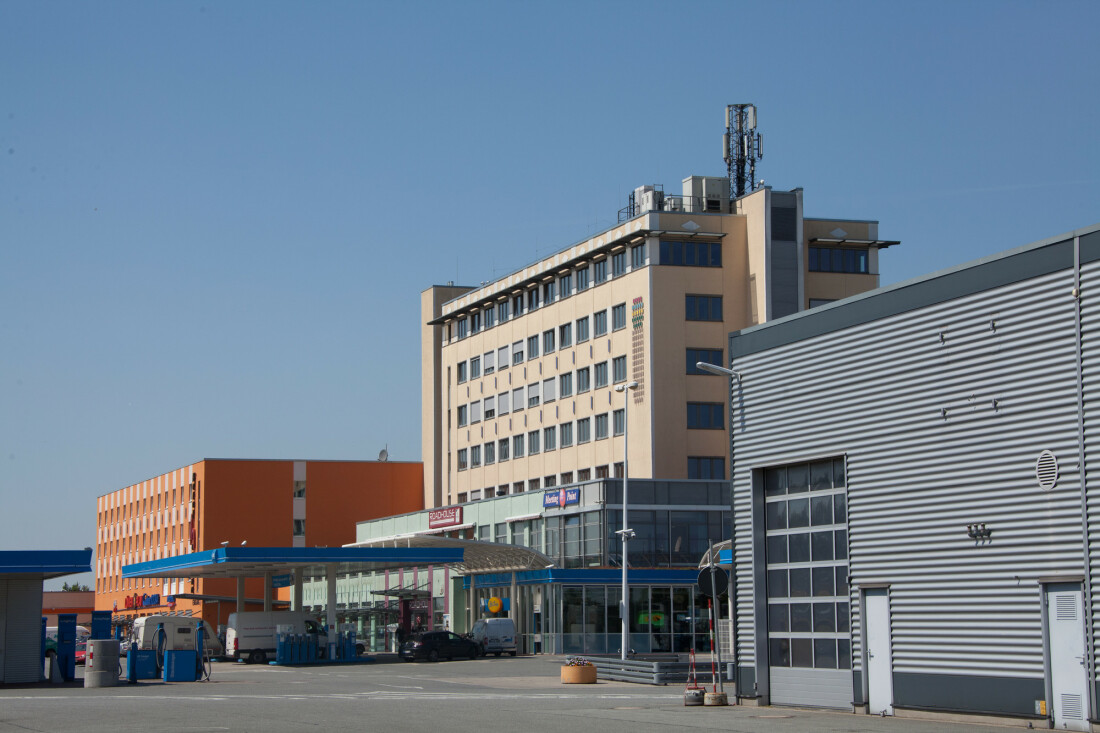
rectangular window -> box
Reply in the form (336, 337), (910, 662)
(687, 348), (724, 374)
(527, 335), (539, 360)
(498, 345), (509, 370)
(577, 417), (591, 443)
(613, 408), (625, 435)
(577, 468), (591, 481)
(526, 289), (539, 312)
(612, 251), (626, 277)
(685, 295), (723, 321)
(513, 481), (524, 494)
(559, 273), (572, 299)
(809, 246), (869, 274)
(457, 404), (468, 427)
(528, 430), (540, 455)
(687, 457), (725, 479)
(470, 356), (481, 380)
(457, 318), (469, 339)
(498, 299), (510, 323)
(560, 372), (573, 397)
(577, 367), (591, 393)
(457, 361), (468, 384)
(576, 267), (590, 291)
(544, 475), (557, 488)
(631, 244), (645, 268)
(470, 400), (482, 423)
(593, 259), (607, 284)
(612, 303), (626, 330)
(659, 240), (723, 267)
(561, 471), (574, 484)
(595, 465), (610, 479)
(687, 402), (725, 429)
(512, 293), (524, 317)
(528, 478), (541, 492)
(594, 310), (608, 336)
(513, 434), (525, 458)
(483, 350), (495, 375)
(544, 426), (557, 451)
(457, 449), (468, 471)
(612, 355), (626, 383)
(543, 377), (557, 402)
(513, 341), (524, 365)
(559, 322), (572, 348)
(560, 422), (573, 447)
(543, 329), (555, 353)
(485, 441), (495, 464)
(577, 316), (590, 342)
(542, 280), (556, 305)
(484, 307), (495, 330)
(512, 387), (524, 411)
(528, 383), (540, 408)
(471, 445), (481, 467)
(470, 311), (481, 334)
(498, 391), (510, 415)
(594, 361), (608, 388)
(484, 396), (496, 420)
(595, 413), (609, 440)
(498, 438), (509, 461)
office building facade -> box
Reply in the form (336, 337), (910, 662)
(421, 178), (897, 508)
(95, 458), (422, 630)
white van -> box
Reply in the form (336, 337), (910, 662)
(225, 611), (326, 664)
(131, 615), (223, 658)
(470, 618), (517, 657)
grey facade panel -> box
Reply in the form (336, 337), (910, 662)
(2, 578), (42, 684)
(768, 240), (799, 319)
(730, 249), (1097, 715)
(770, 667), (851, 708)
(893, 672), (1045, 716)
(733, 234), (1089, 359)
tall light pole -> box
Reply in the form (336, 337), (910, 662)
(614, 380), (638, 660)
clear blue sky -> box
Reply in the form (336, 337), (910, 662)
(2, 1), (1097, 587)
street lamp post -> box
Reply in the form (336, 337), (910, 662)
(614, 380), (639, 661)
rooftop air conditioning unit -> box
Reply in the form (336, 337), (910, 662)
(663, 198), (683, 212)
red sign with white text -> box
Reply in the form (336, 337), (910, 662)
(428, 506), (463, 529)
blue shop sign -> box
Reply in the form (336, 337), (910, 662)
(543, 487), (580, 509)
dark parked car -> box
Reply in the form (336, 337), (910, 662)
(399, 631), (479, 662)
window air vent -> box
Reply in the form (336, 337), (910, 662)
(1036, 450), (1059, 491)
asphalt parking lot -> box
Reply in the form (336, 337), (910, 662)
(0, 655), (1031, 733)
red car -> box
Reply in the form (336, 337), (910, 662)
(75, 640), (87, 665)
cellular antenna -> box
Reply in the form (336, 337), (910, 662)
(723, 104), (763, 199)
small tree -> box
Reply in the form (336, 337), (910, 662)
(61, 582), (91, 592)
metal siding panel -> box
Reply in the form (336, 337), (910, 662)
(732, 266), (1082, 688)
(3, 578), (42, 684)
(770, 667), (851, 708)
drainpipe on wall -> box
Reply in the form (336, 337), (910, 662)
(1073, 234), (1097, 719)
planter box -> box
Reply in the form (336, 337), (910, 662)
(561, 665), (597, 684)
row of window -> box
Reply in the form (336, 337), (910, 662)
(457, 411), (627, 470)
(808, 246), (870, 274)
(658, 240), (722, 268)
(450, 245), (645, 342)
(456, 466), (616, 503)
(456, 356), (628, 427)
(456, 306), (629, 383)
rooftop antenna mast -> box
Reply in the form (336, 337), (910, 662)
(724, 104), (763, 199)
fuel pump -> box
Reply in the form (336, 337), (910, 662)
(154, 622), (167, 675)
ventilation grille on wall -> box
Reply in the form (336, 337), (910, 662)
(1036, 450), (1059, 491)
(1057, 594), (1078, 621)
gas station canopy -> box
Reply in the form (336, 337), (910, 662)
(122, 546), (464, 580)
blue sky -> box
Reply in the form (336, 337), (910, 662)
(2, 1), (1097, 586)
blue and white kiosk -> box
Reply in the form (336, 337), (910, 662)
(0, 550), (93, 684)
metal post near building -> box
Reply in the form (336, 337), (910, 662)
(615, 380), (638, 661)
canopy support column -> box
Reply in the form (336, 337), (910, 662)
(235, 576), (245, 615)
(292, 568), (303, 611)
(326, 564), (338, 660)
(263, 571), (273, 612)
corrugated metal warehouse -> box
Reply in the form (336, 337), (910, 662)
(726, 224), (1100, 730)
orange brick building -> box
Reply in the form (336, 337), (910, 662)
(95, 459), (422, 629)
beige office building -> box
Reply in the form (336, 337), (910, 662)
(421, 177), (897, 509)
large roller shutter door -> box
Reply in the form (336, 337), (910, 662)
(3, 578), (42, 684)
